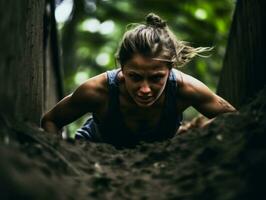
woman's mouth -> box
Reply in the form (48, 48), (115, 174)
(136, 96), (153, 103)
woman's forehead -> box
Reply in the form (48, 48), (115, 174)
(125, 68), (168, 75)
(124, 54), (169, 70)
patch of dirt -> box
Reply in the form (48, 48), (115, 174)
(1, 87), (266, 200)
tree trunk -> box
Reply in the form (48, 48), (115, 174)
(217, 0), (266, 108)
(0, 0), (63, 124)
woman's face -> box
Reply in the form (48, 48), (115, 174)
(122, 54), (170, 107)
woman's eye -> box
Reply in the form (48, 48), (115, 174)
(150, 76), (163, 82)
(129, 74), (142, 81)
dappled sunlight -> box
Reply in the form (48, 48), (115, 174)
(79, 18), (115, 35)
(80, 18), (100, 33)
(99, 20), (115, 35)
(55, 0), (73, 23)
(84, 0), (97, 13)
(74, 71), (89, 85)
(194, 8), (208, 20)
(96, 52), (110, 66)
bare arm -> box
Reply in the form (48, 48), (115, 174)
(41, 73), (108, 135)
(178, 72), (236, 119)
(41, 94), (88, 134)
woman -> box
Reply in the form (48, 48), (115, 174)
(41, 13), (235, 147)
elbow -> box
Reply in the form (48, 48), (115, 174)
(40, 113), (62, 134)
(40, 113), (50, 129)
(222, 105), (237, 115)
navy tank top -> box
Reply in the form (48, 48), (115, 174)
(76, 69), (182, 147)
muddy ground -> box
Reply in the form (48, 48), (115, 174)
(0, 88), (266, 200)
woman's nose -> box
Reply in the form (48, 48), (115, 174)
(139, 81), (151, 95)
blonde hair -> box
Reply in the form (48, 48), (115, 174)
(116, 13), (212, 68)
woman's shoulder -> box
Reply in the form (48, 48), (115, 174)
(172, 69), (200, 89)
(172, 68), (185, 87)
(81, 72), (108, 94)
(172, 69), (214, 103)
(71, 72), (109, 110)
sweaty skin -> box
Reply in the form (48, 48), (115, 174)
(41, 54), (236, 135)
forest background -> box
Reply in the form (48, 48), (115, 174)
(55, 0), (235, 134)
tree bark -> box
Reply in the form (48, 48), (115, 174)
(0, 0), (62, 124)
(217, 0), (266, 108)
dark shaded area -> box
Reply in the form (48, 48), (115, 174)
(0, 87), (266, 200)
(217, 0), (266, 108)
(0, 0), (62, 124)
(44, 0), (64, 100)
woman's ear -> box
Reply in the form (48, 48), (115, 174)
(119, 70), (125, 82)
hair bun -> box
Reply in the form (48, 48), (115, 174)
(145, 13), (166, 28)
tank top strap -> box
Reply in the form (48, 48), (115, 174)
(106, 68), (121, 113)
(166, 69), (178, 103)
(163, 69), (183, 126)
(107, 68), (120, 86)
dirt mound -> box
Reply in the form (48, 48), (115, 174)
(1, 87), (266, 200)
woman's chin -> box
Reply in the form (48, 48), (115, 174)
(134, 98), (155, 107)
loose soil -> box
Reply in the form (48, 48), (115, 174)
(1, 88), (266, 200)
